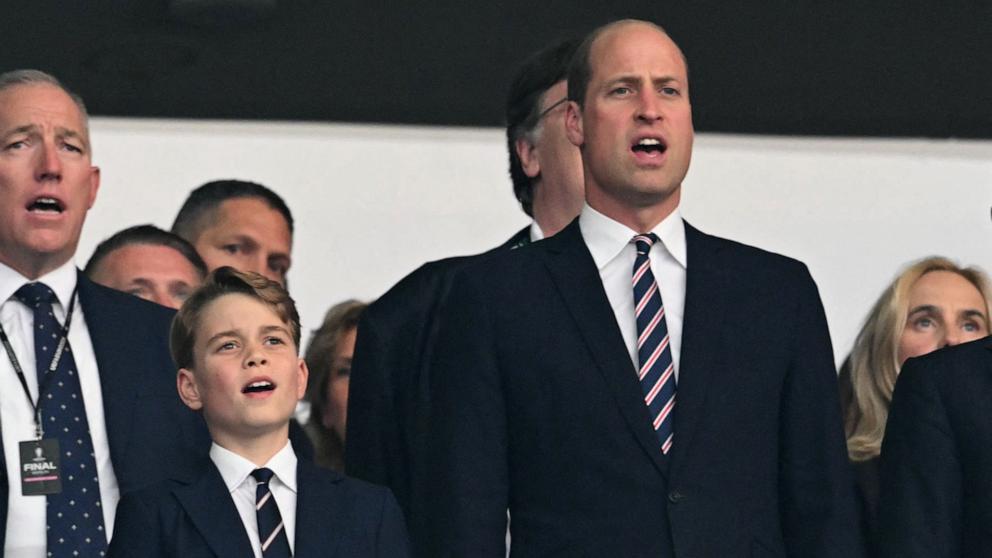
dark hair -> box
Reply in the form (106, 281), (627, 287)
(171, 179), (294, 243)
(506, 38), (579, 217)
(84, 224), (207, 279)
(568, 19), (684, 110)
(170, 267), (301, 370)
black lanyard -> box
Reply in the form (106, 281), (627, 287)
(0, 284), (79, 440)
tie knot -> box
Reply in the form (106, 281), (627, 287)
(14, 282), (57, 308)
(251, 467), (275, 484)
(632, 233), (659, 256)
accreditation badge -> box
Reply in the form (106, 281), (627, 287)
(19, 439), (62, 496)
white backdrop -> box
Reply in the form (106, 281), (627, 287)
(79, 117), (992, 364)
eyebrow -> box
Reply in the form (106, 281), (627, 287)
(907, 305), (938, 316)
(205, 329), (240, 347)
(607, 75), (682, 86)
(260, 324), (292, 337)
(57, 127), (88, 148)
(961, 309), (988, 321)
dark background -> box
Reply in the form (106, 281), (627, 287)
(4, 1), (990, 138)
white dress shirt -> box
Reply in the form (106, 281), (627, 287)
(0, 260), (120, 557)
(211, 441), (298, 558)
(528, 221), (545, 243)
(578, 203), (687, 380)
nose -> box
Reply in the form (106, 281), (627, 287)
(635, 89), (663, 124)
(150, 289), (173, 309)
(244, 254), (273, 281)
(943, 329), (963, 347)
(245, 344), (268, 368)
(35, 139), (62, 181)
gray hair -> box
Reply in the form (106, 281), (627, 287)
(0, 69), (90, 130)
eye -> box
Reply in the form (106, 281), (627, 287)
(173, 288), (192, 302)
(610, 86), (633, 96)
(222, 244), (240, 255)
(61, 142), (83, 154)
(335, 365), (351, 377)
(4, 139), (28, 151)
(217, 340), (239, 352)
(963, 320), (986, 333)
(660, 86), (680, 97)
(912, 317), (935, 330)
(264, 336), (286, 346)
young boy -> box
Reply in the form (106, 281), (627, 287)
(107, 267), (409, 557)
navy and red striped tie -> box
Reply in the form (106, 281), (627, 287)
(631, 234), (676, 454)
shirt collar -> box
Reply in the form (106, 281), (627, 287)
(529, 221), (545, 243)
(210, 440), (298, 493)
(579, 203), (687, 270)
(0, 259), (79, 311)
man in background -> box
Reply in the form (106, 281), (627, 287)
(84, 224), (206, 309)
(345, 37), (584, 556)
(171, 179), (293, 286)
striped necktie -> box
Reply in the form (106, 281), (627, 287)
(631, 234), (677, 454)
(251, 468), (292, 557)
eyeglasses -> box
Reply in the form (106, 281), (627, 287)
(536, 97), (568, 120)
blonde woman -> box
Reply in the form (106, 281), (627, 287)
(840, 256), (991, 550)
(303, 299), (368, 471)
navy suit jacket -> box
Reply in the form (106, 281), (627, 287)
(107, 457), (410, 557)
(0, 275), (212, 549)
(878, 335), (992, 557)
(426, 219), (863, 558)
(345, 227), (528, 554)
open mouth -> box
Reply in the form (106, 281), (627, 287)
(27, 196), (65, 214)
(242, 380), (276, 394)
(631, 137), (668, 156)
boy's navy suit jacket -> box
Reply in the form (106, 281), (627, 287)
(107, 456), (409, 557)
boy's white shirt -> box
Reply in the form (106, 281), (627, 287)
(210, 440), (298, 557)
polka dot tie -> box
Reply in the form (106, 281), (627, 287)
(15, 283), (107, 557)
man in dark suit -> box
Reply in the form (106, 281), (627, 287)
(877, 335), (992, 557)
(344, 37), (584, 554)
(0, 69), (210, 557)
(426, 20), (863, 557)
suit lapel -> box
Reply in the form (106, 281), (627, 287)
(173, 460), (255, 558)
(668, 223), (730, 478)
(77, 275), (142, 480)
(294, 461), (345, 557)
(542, 220), (670, 477)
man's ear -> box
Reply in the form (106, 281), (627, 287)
(296, 359), (309, 400)
(177, 368), (203, 411)
(564, 101), (584, 148)
(515, 136), (541, 179)
(86, 166), (100, 209)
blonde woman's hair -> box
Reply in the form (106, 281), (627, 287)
(843, 256), (992, 461)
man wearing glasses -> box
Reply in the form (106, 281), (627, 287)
(345, 38), (585, 557)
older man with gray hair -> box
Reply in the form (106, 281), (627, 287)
(0, 69), (209, 557)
